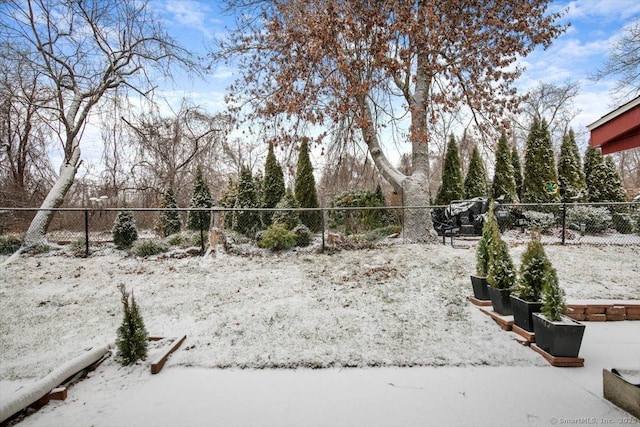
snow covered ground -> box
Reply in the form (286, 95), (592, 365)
(0, 241), (639, 425)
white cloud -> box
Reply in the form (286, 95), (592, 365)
(562, 0), (640, 21)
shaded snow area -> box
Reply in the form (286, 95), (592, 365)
(1, 243), (638, 386)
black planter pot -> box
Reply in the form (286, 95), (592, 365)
(470, 275), (490, 300)
(510, 295), (543, 332)
(488, 285), (512, 315)
(532, 313), (586, 358)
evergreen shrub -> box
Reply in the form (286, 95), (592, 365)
(258, 223), (297, 251)
(134, 240), (168, 257)
(566, 206), (611, 234)
(116, 284), (148, 365)
(513, 233), (557, 302)
(522, 211), (556, 233)
(292, 224), (312, 247)
(0, 235), (22, 255)
(112, 209), (138, 249)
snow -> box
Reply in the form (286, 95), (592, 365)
(0, 242), (639, 425)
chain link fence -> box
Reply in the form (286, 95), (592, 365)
(1, 202), (639, 257)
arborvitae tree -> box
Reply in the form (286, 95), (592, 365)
(540, 269), (566, 321)
(557, 130), (587, 203)
(218, 176), (238, 229)
(522, 118), (560, 203)
(511, 145), (524, 200)
(476, 202), (500, 277)
(435, 134), (464, 205)
(262, 142), (286, 226)
(513, 233), (557, 302)
(584, 146), (608, 202)
(294, 137), (321, 231)
(156, 188), (181, 237)
(187, 167), (213, 231)
(232, 166), (262, 236)
(486, 216), (516, 291)
(112, 209), (138, 249)
(491, 131), (518, 203)
(603, 156), (627, 202)
(272, 188), (300, 230)
(464, 145), (488, 199)
(116, 284), (148, 366)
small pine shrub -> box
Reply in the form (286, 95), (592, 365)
(540, 271), (566, 322)
(487, 238), (516, 290)
(112, 209), (138, 249)
(116, 284), (148, 366)
(258, 223), (296, 251)
(566, 206), (611, 234)
(476, 205), (499, 277)
(611, 212), (634, 234)
(292, 224), (312, 247)
(522, 210), (556, 233)
(361, 224), (402, 242)
(272, 190), (300, 230)
(486, 203), (516, 291)
(166, 233), (188, 247)
(513, 233), (557, 302)
(134, 240), (168, 257)
(70, 238), (88, 257)
(0, 235), (22, 255)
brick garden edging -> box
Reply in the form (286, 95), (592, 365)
(565, 300), (640, 321)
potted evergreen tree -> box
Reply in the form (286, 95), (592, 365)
(532, 270), (586, 358)
(470, 204), (498, 301)
(510, 232), (548, 332)
(486, 203), (516, 315)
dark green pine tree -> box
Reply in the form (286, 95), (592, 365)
(463, 145), (488, 199)
(112, 209), (138, 249)
(522, 118), (560, 203)
(435, 134), (464, 205)
(232, 166), (262, 236)
(603, 156), (627, 202)
(294, 137), (321, 231)
(262, 142), (286, 226)
(272, 188), (300, 230)
(187, 167), (213, 231)
(557, 129), (587, 203)
(157, 188), (181, 237)
(116, 284), (148, 366)
(584, 146), (608, 202)
(513, 232), (557, 302)
(491, 131), (518, 203)
(218, 176), (238, 229)
(511, 145), (524, 200)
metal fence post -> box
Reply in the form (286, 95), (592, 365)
(200, 209), (205, 255)
(561, 203), (566, 245)
(84, 208), (89, 257)
(321, 208), (325, 252)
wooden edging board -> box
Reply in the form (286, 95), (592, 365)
(150, 335), (187, 375)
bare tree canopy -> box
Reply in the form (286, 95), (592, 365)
(0, 0), (198, 252)
(592, 18), (640, 103)
(512, 81), (581, 148)
(217, 0), (566, 239)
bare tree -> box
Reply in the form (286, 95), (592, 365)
(512, 81), (581, 149)
(217, 0), (565, 240)
(123, 100), (232, 206)
(0, 46), (55, 206)
(592, 18), (640, 103)
(0, 0), (197, 253)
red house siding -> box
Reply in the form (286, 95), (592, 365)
(588, 99), (640, 155)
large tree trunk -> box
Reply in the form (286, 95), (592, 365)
(357, 95), (435, 241)
(22, 145), (81, 248)
(401, 173), (437, 242)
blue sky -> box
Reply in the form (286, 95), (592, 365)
(151, 0), (640, 149)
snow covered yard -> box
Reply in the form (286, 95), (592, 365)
(1, 243), (638, 387)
